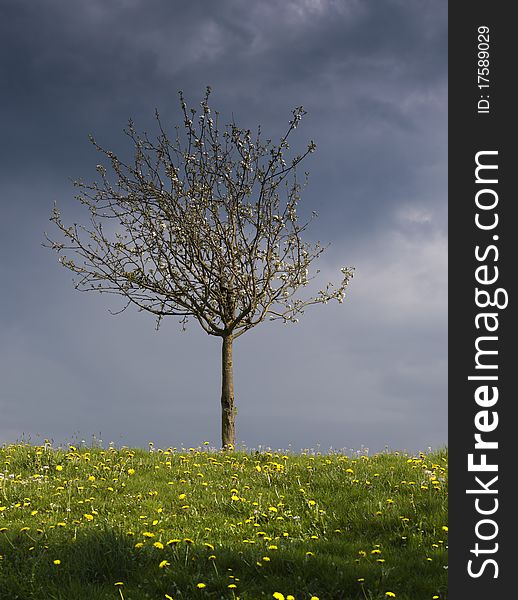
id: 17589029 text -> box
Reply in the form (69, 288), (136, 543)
(477, 25), (490, 114)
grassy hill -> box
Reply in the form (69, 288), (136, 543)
(0, 442), (447, 599)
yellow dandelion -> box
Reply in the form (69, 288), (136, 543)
(263, 556), (271, 561)
(53, 559), (61, 565)
(83, 514), (94, 521)
(159, 560), (170, 568)
(55, 465), (63, 471)
(154, 541), (164, 550)
(272, 594), (285, 600)
(196, 582), (206, 589)
(114, 582), (124, 587)
(228, 584), (237, 589)
(385, 593), (396, 598)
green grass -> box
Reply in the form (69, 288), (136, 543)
(0, 442), (448, 600)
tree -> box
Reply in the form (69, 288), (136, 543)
(45, 87), (354, 449)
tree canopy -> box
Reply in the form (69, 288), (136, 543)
(46, 88), (354, 447)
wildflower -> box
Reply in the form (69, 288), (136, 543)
(272, 594), (285, 600)
(385, 594), (396, 598)
(114, 582), (124, 587)
(143, 532), (155, 538)
(196, 582), (206, 589)
(53, 559), (61, 565)
(159, 560), (170, 568)
(442, 525), (448, 532)
(128, 468), (135, 475)
(83, 514), (94, 521)
(228, 584), (237, 589)
(55, 465), (63, 471)
(262, 556), (271, 561)
(357, 578), (365, 583)
(165, 595), (174, 600)
(305, 551), (314, 556)
(154, 541), (164, 550)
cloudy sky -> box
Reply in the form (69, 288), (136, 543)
(0, 0), (447, 453)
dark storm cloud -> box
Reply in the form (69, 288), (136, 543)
(0, 0), (447, 452)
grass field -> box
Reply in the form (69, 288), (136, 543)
(0, 442), (447, 600)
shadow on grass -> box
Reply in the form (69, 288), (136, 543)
(0, 525), (448, 600)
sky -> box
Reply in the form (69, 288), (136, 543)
(0, 0), (447, 454)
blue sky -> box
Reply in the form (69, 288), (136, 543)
(0, 0), (447, 452)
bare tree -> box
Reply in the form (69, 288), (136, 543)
(45, 87), (354, 448)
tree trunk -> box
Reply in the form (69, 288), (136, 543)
(221, 334), (236, 449)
